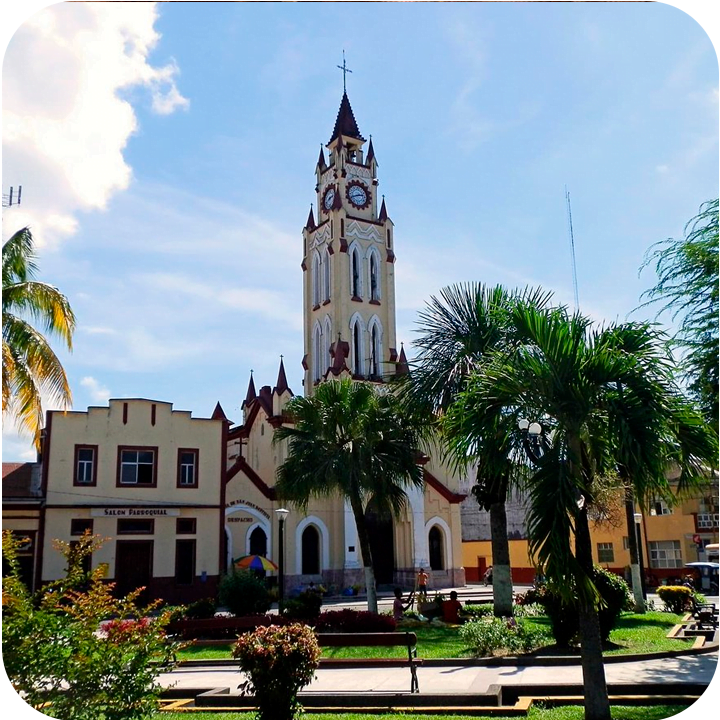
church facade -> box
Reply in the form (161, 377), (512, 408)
(3, 92), (466, 602)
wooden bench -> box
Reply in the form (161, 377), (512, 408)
(689, 599), (718, 630)
(316, 631), (421, 693)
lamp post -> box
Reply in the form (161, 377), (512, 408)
(633, 512), (647, 601)
(275, 508), (289, 613)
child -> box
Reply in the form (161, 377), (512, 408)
(416, 568), (429, 600)
(393, 587), (415, 621)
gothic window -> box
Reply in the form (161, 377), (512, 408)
(249, 526), (268, 557)
(350, 246), (362, 298)
(323, 247), (331, 302)
(368, 317), (382, 379)
(429, 526), (444, 571)
(323, 316), (332, 374)
(301, 525), (320, 575)
(313, 323), (322, 382)
(369, 251), (380, 301)
(312, 252), (321, 307)
(349, 314), (365, 377)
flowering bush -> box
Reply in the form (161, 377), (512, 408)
(459, 616), (550, 657)
(657, 585), (694, 614)
(283, 590), (323, 621)
(2, 530), (178, 720)
(233, 623), (321, 720)
(313, 608), (396, 633)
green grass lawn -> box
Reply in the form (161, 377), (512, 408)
(174, 611), (689, 662)
(158, 705), (689, 719)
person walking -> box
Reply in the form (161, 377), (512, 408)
(483, 565), (493, 586)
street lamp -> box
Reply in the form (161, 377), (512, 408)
(275, 508), (289, 613)
(633, 512), (647, 601)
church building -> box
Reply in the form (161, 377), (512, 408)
(3, 92), (466, 602)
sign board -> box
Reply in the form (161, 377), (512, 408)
(91, 507), (181, 517)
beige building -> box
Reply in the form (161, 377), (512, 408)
(35, 399), (226, 604)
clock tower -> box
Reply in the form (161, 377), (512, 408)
(302, 92), (401, 393)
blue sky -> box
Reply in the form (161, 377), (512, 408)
(2, 1), (718, 462)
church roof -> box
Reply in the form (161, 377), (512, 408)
(274, 357), (291, 396)
(366, 137), (376, 163)
(396, 344), (409, 376)
(329, 92), (365, 144)
(317, 145), (327, 170)
(242, 372), (256, 408)
(305, 205), (316, 231)
(379, 196), (389, 222)
(211, 402), (228, 420)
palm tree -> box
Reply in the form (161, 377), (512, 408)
(398, 283), (551, 616)
(640, 198), (719, 431)
(3, 228), (76, 449)
(274, 379), (424, 613)
(445, 304), (717, 720)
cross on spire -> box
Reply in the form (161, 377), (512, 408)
(337, 49), (352, 93)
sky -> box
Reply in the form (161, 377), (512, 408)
(2, 1), (718, 464)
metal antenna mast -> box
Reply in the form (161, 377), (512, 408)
(565, 186), (580, 311)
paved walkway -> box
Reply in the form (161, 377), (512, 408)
(158, 653), (718, 696)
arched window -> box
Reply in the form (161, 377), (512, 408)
(429, 526), (444, 571)
(323, 247), (331, 302)
(249, 526), (268, 557)
(313, 323), (322, 382)
(323, 316), (333, 374)
(301, 525), (320, 575)
(312, 252), (321, 307)
(369, 251), (380, 301)
(353, 323), (362, 376)
(370, 324), (379, 378)
(350, 246), (362, 298)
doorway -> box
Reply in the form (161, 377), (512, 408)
(364, 500), (394, 585)
(115, 540), (153, 600)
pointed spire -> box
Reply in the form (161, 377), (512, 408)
(211, 402), (227, 420)
(396, 344), (409, 376)
(317, 145), (327, 170)
(366, 136), (376, 163)
(274, 356), (290, 395)
(379, 195), (388, 222)
(305, 205), (316, 231)
(329, 92), (365, 144)
(243, 371), (256, 407)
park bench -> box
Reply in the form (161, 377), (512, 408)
(167, 616), (265, 640)
(315, 631), (421, 693)
(689, 598), (718, 630)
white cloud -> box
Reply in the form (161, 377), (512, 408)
(80, 376), (111, 403)
(2, 2), (188, 249)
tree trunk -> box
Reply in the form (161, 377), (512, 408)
(576, 505), (612, 720)
(623, 488), (645, 613)
(349, 494), (378, 613)
(489, 500), (514, 616)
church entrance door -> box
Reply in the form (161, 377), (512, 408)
(364, 499), (394, 585)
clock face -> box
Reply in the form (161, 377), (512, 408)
(346, 180), (371, 209)
(322, 186), (336, 211)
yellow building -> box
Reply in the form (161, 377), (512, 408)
(462, 486), (719, 588)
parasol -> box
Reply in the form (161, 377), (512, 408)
(233, 554), (278, 571)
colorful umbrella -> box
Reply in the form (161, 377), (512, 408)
(233, 554), (278, 571)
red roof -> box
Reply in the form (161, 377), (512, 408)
(329, 92), (365, 144)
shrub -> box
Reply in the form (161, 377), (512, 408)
(283, 590), (322, 621)
(2, 530), (178, 720)
(463, 603), (494, 618)
(233, 623), (321, 720)
(218, 569), (271, 617)
(594, 566), (633, 641)
(313, 609), (396, 633)
(657, 585), (694, 614)
(459, 616), (550, 657)
(184, 597), (217, 619)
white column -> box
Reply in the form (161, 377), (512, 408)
(407, 484), (429, 569)
(344, 499), (361, 568)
